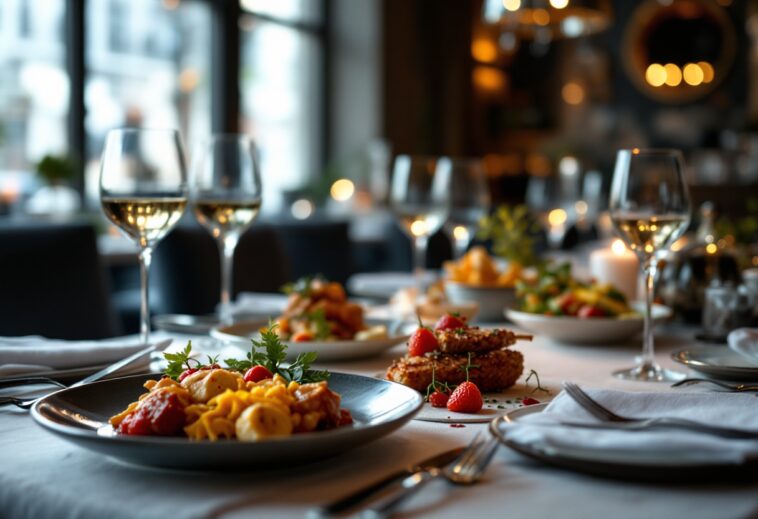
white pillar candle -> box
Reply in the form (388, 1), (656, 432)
(589, 239), (639, 302)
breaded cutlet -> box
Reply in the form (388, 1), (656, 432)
(386, 349), (524, 393)
(435, 327), (532, 354)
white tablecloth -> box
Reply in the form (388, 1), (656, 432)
(1, 326), (757, 519)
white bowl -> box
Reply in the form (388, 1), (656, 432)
(504, 303), (673, 345)
(444, 282), (517, 322)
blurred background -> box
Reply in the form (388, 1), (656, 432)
(1, 0), (757, 335)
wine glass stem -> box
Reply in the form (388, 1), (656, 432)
(413, 235), (428, 300)
(218, 233), (239, 325)
(640, 257), (658, 370)
(137, 247), (153, 345)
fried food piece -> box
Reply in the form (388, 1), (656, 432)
(386, 349), (524, 393)
(436, 327), (532, 354)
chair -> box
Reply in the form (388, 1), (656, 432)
(151, 222), (291, 316)
(0, 221), (119, 339)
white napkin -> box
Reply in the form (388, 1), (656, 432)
(502, 389), (758, 464)
(727, 328), (758, 364)
(0, 336), (154, 377)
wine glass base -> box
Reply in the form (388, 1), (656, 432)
(612, 364), (685, 382)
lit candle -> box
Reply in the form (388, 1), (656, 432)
(589, 239), (639, 302)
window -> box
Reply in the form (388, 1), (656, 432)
(84, 0), (212, 207)
(0, 0), (67, 199)
(239, 1), (324, 211)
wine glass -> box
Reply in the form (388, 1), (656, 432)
(609, 148), (691, 381)
(438, 157), (491, 259)
(390, 155), (451, 299)
(100, 128), (188, 344)
(525, 175), (574, 250)
(191, 134), (262, 325)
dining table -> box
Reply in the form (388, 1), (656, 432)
(1, 320), (757, 519)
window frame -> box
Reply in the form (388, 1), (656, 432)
(63, 0), (329, 196)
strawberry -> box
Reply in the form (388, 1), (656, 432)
(408, 327), (438, 356)
(446, 381), (483, 413)
(244, 365), (274, 383)
(434, 313), (467, 332)
(428, 391), (449, 408)
(521, 397), (540, 406)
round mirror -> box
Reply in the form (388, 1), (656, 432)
(623, 0), (736, 104)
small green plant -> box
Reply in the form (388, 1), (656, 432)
(476, 204), (541, 267)
(36, 154), (78, 184)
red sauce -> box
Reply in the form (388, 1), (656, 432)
(118, 391), (186, 436)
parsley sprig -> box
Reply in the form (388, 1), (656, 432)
(223, 323), (329, 383)
(164, 341), (219, 380)
(525, 369), (550, 394)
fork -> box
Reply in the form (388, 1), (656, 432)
(562, 381), (758, 440)
(670, 378), (758, 392)
(361, 432), (500, 519)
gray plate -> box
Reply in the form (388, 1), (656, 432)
(31, 373), (423, 470)
(671, 346), (758, 381)
(490, 404), (758, 482)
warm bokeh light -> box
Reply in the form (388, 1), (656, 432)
(291, 198), (313, 220)
(532, 9), (550, 26)
(682, 63), (704, 86)
(645, 64), (666, 87)
(330, 179), (355, 201)
(611, 239), (630, 256)
(632, 148), (640, 154)
(162, 0), (180, 10)
(705, 243), (718, 255)
(559, 156), (579, 176)
(503, 0), (521, 11)
(473, 66), (507, 92)
(453, 225), (470, 242)
(471, 37), (498, 63)
(548, 208), (567, 227)
(574, 200), (588, 216)
(698, 61), (715, 83)
(178, 68), (199, 93)
(561, 82), (584, 105)
(663, 63), (682, 86)
(410, 219), (429, 237)
(549, 0), (569, 8)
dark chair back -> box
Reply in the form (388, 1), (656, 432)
(0, 221), (119, 339)
(152, 223), (291, 315)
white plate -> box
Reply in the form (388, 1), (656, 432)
(211, 320), (409, 361)
(490, 403), (758, 481)
(504, 303), (672, 345)
(672, 346), (758, 381)
(413, 382), (556, 423)
(347, 271), (437, 299)
(444, 282), (517, 322)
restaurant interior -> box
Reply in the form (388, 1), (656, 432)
(1, 1), (757, 518)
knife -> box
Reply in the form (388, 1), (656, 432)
(311, 447), (464, 517)
(71, 338), (172, 388)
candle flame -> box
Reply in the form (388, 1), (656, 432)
(611, 239), (629, 256)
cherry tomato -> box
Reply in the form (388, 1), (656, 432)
(244, 365), (274, 382)
(578, 305), (606, 318)
(178, 367), (198, 382)
(434, 314), (466, 332)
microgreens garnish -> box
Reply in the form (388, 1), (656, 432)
(305, 308), (331, 340)
(525, 369), (550, 394)
(164, 341), (204, 380)
(223, 322), (329, 383)
(424, 365), (453, 401)
(459, 352), (480, 382)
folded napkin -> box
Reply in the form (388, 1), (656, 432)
(0, 336), (153, 377)
(727, 328), (758, 364)
(502, 389), (758, 464)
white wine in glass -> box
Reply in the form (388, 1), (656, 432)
(438, 157), (491, 259)
(100, 128), (189, 344)
(191, 135), (262, 324)
(609, 148), (691, 382)
(390, 155), (451, 299)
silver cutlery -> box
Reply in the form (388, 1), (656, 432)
(0, 339), (172, 410)
(311, 447), (464, 517)
(562, 381), (758, 440)
(670, 378), (758, 392)
(0, 377), (66, 390)
(360, 432), (500, 519)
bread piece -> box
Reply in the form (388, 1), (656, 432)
(435, 327), (531, 354)
(386, 349), (524, 393)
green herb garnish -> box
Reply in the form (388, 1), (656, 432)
(525, 369), (550, 394)
(164, 341), (204, 380)
(305, 308), (331, 340)
(223, 323), (329, 383)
